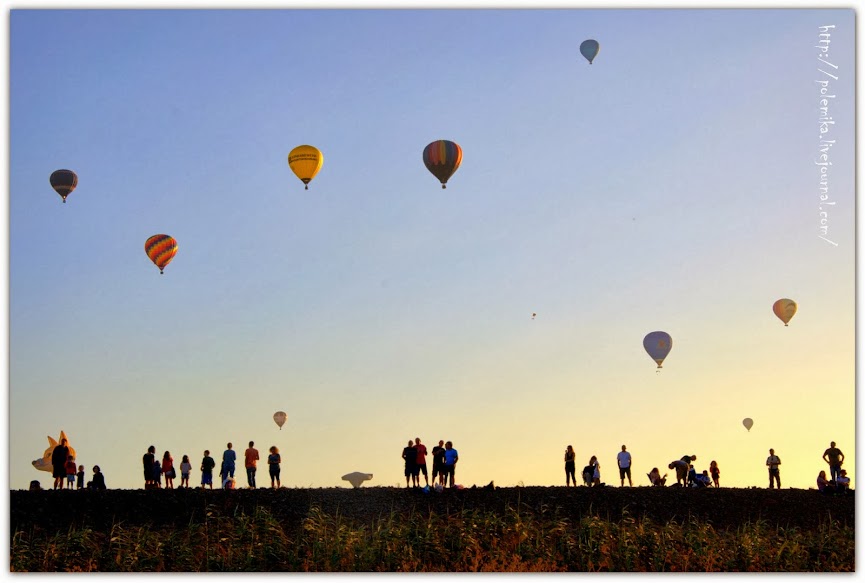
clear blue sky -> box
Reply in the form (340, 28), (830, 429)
(9, 8), (855, 490)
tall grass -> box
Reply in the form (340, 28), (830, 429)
(10, 504), (854, 572)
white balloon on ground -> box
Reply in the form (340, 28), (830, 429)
(342, 472), (373, 488)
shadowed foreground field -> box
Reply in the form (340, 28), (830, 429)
(10, 486), (855, 572)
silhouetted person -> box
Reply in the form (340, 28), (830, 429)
(816, 470), (835, 494)
(268, 446), (281, 488)
(431, 440), (446, 486)
(710, 461), (720, 487)
(583, 456), (600, 486)
(414, 438), (429, 487)
(564, 445), (576, 486)
(90, 466), (106, 490)
(142, 445), (156, 489)
(766, 448), (781, 489)
(822, 441), (844, 483)
(836, 469), (851, 492)
(402, 440), (417, 487)
(201, 450), (215, 489)
(51, 438), (70, 490)
(223, 443), (237, 479)
(648, 467), (666, 486)
(617, 445), (632, 487)
(444, 441), (459, 487)
(244, 441), (259, 489)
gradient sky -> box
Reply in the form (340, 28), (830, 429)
(8, 8), (855, 491)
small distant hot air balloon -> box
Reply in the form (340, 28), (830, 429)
(772, 299), (797, 326)
(643, 331), (673, 369)
(273, 411), (287, 430)
(532, 312), (537, 320)
(580, 39), (600, 64)
(423, 140), (462, 189)
(144, 235), (178, 274)
(49, 169), (78, 203)
(288, 145), (323, 190)
(743, 418), (754, 432)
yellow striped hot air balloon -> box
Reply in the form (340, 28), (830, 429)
(288, 145), (323, 190)
(145, 234), (178, 274)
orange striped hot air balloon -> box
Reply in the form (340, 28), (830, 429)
(423, 140), (462, 189)
(145, 234), (178, 274)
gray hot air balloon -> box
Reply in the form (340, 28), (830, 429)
(580, 39), (600, 64)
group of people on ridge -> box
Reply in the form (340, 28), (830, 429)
(564, 441), (850, 491)
(816, 441), (850, 494)
(566, 445), (638, 487)
(142, 441), (283, 490)
(49, 437), (105, 490)
(402, 438), (459, 488)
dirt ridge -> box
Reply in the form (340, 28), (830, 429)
(11, 486), (854, 534)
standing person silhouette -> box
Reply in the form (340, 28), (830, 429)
(223, 443), (237, 479)
(766, 448), (781, 489)
(822, 441), (845, 483)
(710, 461), (720, 487)
(162, 451), (175, 489)
(564, 445), (576, 486)
(431, 440), (446, 487)
(200, 450), (216, 489)
(402, 440), (417, 487)
(244, 441), (260, 489)
(268, 446), (281, 488)
(414, 438), (429, 487)
(443, 441), (459, 487)
(180, 455), (192, 488)
(51, 438), (70, 490)
(142, 445), (156, 489)
(617, 445), (633, 487)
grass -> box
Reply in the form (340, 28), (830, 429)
(10, 503), (855, 572)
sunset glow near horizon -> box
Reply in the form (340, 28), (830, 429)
(8, 8), (854, 491)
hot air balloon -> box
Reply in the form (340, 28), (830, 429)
(423, 140), (462, 189)
(145, 235), (178, 274)
(49, 169), (78, 203)
(288, 145), (323, 190)
(743, 418), (754, 432)
(643, 331), (673, 369)
(580, 39), (600, 64)
(772, 299), (797, 326)
(273, 411), (287, 430)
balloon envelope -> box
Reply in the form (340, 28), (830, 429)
(643, 331), (673, 368)
(33, 430), (76, 473)
(743, 418), (754, 431)
(580, 39), (600, 64)
(49, 169), (78, 203)
(145, 235), (178, 274)
(423, 140), (462, 188)
(288, 145), (323, 189)
(273, 411), (287, 430)
(772, 299), (797, 326)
